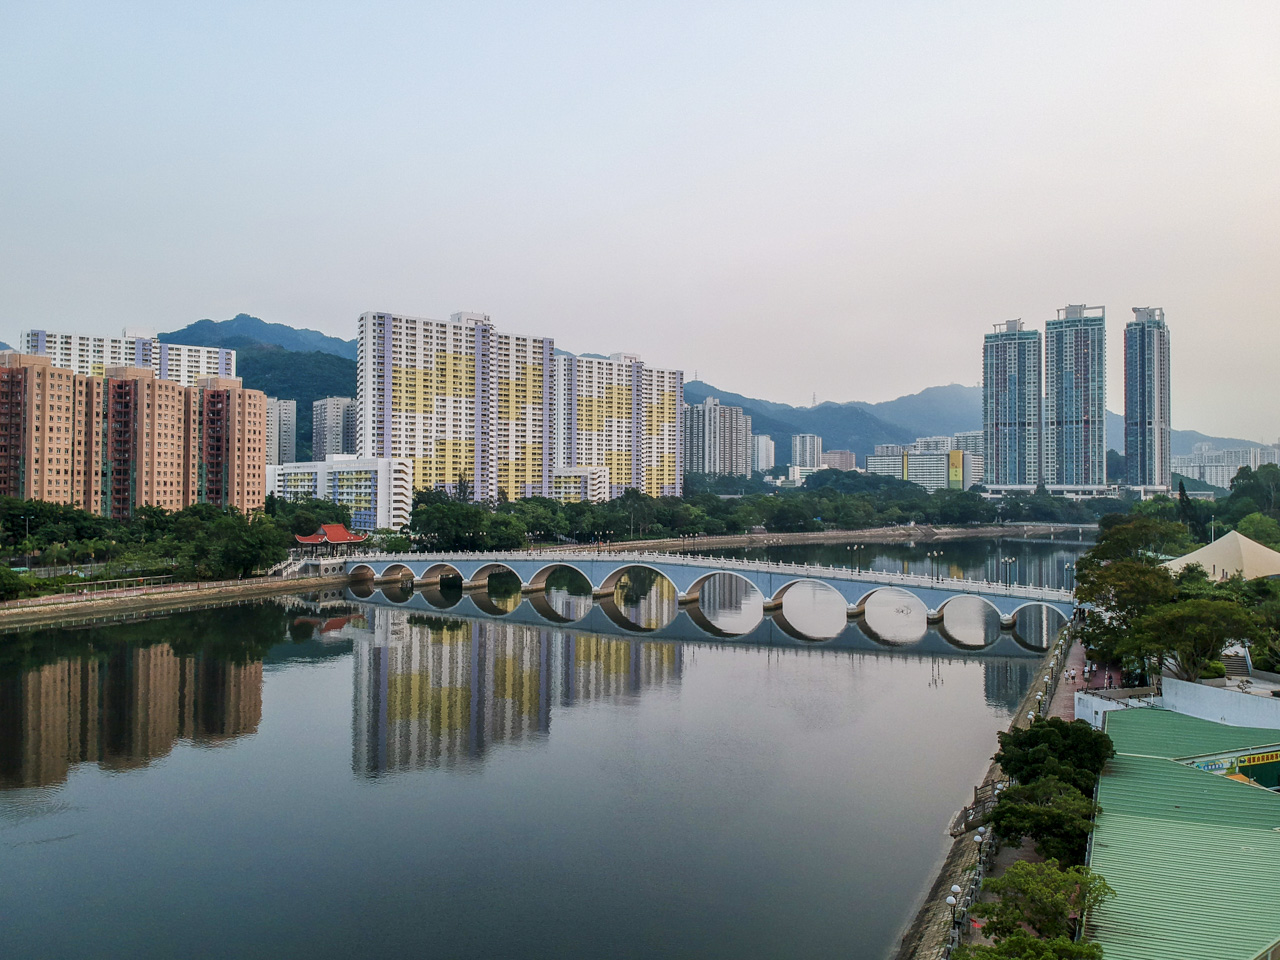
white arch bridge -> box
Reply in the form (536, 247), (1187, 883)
(340, 550), (1075, 648)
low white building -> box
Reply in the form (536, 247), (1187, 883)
(267, 454), (412, 532)
(551, 466), (611, 503)
(865, 450), (983, 493)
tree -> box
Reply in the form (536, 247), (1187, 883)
(969, 859), (1114, 943)
(1084, 515), (1193, 564)
(1074, 559), (1178, 664)
(1236, 512), (1280, 550)
(1131, 598), (1261, 682)
(954, 932), (1102, 959)
(994, 717), (1115, 797)
(987, 776), (1097, 865)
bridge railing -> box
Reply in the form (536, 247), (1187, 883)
(341, 550), (1073, 603)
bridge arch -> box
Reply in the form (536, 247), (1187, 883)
(417, 562), (464, 584)
(379, 563), (416, 583)
(595, 562), (680, 600)
(683, 572), (764, 637)
(527, 562), (592, 590)
(933, 595), (1004, 650)
(349, 563), (377, 581)
(855, 586), (929, 646)
(769, 579), (849, 642)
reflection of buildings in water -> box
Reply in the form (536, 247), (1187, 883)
(561, 635), (682, 705)
(1014, 605), (1059, 649)
(981, 545), (1081, 589)
(353, 611), (550, 775)
(983, 660), (1038, 713)
(352, 608), (682, 776)
(543, 587), (593, 621)
(0, 645), (262, 789)
(696, 574), (750, 621)
(614, 571), (678, 629)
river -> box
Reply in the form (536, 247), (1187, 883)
(0, 537), (1086, 960)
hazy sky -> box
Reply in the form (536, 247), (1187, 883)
(2, 2), (1277, 440)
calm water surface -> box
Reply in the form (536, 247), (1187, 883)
(0, 544), (1076, 959)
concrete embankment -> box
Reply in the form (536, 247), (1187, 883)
(0, 574), (350, 632)
(577, 523), (1092, 554)
(890, 629), (1074, 960)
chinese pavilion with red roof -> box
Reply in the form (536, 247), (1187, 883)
(294, 524), (369, 554)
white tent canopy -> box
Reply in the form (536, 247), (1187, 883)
(1163, 530), (1280, 580)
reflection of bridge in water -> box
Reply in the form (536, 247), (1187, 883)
(344, 551), (1071, 654)
(346, 552), (1075, 626)
(348, 606), (1042, 777)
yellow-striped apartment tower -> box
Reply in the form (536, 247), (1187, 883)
(357, 311), (553, 501)
(551, 353), (684, 500)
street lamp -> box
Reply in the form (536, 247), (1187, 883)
(1064, 561), (1076, 591)
(945, 895), (957, 921)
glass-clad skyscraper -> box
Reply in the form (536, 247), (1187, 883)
(983, 320), (1042, 484)
(1124, 307), (1171, 487)
(1044, 305), (1106, 485)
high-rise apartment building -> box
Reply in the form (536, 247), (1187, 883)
(264, 398), (296, 466)
(198, 376), (267, 513)
(313, 396), (357, 459)
(0, 352), (265, 516)
(359, 311), (683, 502)
(0, 353), (103, 511)
(357, 311), (553, 500)
(21, 329), (236, 386)
(1044, 305), (1106, 485)
(1171, 444), (1278, 491)
(552, 352), (683, 499)
(953, 430), (985, 456)
(101, 366), (201, 518)
(751, 435), (775, 473)
(791, 434), (823, 469)
(683, 397), (752, 476)
(983, 319), (1042, 485)
(821, 450), (857, 472)
(1124, 307), (1171, 488)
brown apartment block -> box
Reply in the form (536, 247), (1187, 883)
(0, 353), (103, 511)
(197, 376), (266, 513)
(0, 352), (266, 516)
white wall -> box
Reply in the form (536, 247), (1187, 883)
(1161, 677), (1280, 730)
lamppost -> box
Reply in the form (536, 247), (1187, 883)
(1064, 561), (1076, 592)
(851, 543), (865, 572)
(21, 514), (34, 570)
(1000, 555), (1017, 586)
(927, 549), (943, 580)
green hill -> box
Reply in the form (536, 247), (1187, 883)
(684, 381), (911, 461)
(161, 313), (356, 360)
(233, 343), (357, 460)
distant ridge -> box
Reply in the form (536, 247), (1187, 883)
(160, 314), (357, 360)
(689, 380), (1267, 463)
(683, 381), (910, 460)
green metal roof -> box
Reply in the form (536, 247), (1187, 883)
(1102, 707), (1280, 760)
(1086, 710), (1280, 960)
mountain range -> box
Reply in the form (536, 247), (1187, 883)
(161, 314), (357, 360)
(156, 314), (1267, 464)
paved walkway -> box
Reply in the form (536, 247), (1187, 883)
(1048, 638), (1123, 721)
